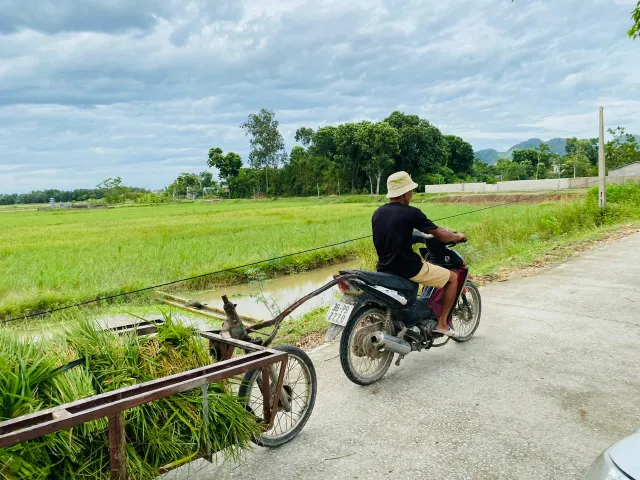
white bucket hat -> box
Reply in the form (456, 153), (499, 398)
(386, 171), (419, 198)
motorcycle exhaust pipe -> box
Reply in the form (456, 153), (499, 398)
(370, 331), (412, 356)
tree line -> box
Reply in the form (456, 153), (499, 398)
(0, 177), (149, 206)
(203, 110), (640, 197)
(204, 109), (475, 198)
(472, 127), (640, 184)
(2, 111), (638, 204)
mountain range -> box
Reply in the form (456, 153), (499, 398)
(474, 138), (567, 165)
(475, 135), (640, 165)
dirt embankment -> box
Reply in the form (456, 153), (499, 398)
(432, 192), (585, 204)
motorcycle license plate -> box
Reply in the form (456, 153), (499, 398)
(325, 301), (354, 326)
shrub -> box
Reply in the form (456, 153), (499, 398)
(135, 193), (168, 205)
(586, 180), (640, 206)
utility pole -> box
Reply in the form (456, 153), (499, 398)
(598, 106), (606, 209)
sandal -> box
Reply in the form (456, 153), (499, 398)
(434, 327), (458, 338)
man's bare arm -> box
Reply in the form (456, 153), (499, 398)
(424, 226), (466, 243)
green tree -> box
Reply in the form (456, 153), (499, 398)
(512, 149), (538, 166)
(280, 153), (333, 196)
(333, 122), (365, 192)
(565, 137), (598, 165)
(444, 134), (474, 175)
(512, 148), (552, 179)
(208, 148), (242, 182)
(167, 173), (200, 198)
(356, 121), (400, 195)
(605, 126), (640, 171)
(198, 171), (214, 189)
(562, 154), (594, 178)
(240, 109), (288, 195)
(0, 194), (18, 205)
(536, 143), (558, 169)
(227, 168), (261, 198)
(289, 146), (307, 164)
(495, 158), (527, 181)
(470, 158), (498, 183)
(384, 111), (449, 182)
(96, 177), (128, 204)
(629, 1), (640, 39)
(308, 126), (338, 158)
(295, 127), (315, 147)
(424, 165), (457, 185)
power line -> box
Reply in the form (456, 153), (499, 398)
(1, 177), (602, 324)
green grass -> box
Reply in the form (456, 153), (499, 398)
(2, 190), (639, 321)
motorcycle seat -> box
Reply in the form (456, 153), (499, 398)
(339, 269), (419, 299)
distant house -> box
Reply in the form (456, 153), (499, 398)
(609, 162), (640, 177)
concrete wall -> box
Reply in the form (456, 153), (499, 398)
(609, 162), (640, 177)
(495, 178), (570, 192)
(423, 183), (466, 193)
(422, 183), (488, 193)
(424, 175), (640, 194)
(604, 175), (640, 185)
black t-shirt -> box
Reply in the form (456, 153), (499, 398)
(371, 202), (439, 278)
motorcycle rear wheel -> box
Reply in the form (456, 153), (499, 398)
(339, 307), (395, 386)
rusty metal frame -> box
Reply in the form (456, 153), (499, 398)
(0, 271), (344, 478)
(245, 274), (356, 346)
(0, 333), (288, 479)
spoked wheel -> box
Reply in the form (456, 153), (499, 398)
(339, 307), (395, 386)
(237, 345), (317, 447)
(451, 280), (482, 342)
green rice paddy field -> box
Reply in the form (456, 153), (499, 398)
(2, 191), (639, 321)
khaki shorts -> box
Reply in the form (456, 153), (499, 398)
(409, 262), (450, 288)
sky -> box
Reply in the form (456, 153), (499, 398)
(1, 0), (639, 193)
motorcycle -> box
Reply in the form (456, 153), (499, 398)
(325, 231), (481, 385)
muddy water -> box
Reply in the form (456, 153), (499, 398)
(193, 260), (361, 321)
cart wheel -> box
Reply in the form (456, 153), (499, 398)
(237, 345), (317, 448)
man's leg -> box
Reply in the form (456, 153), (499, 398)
(436, 270), (458, 332)
(410, 263), (459, 335)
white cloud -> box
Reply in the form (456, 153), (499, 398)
(1, 0), (639, 192)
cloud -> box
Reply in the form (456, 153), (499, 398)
(0, 0), (166, 34)
(1, 0), (639, 192)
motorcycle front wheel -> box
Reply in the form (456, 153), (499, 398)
(451, 280), (482, 343)
(339, 307), (395, 386)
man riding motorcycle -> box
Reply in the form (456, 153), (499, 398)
(372, 171), (467, 337)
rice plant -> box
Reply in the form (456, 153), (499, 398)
(0, 313), (261, 479)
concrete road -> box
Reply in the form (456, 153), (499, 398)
(170, 233), (640, 480)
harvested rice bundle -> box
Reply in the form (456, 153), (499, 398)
(0, 314), (260, 480)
